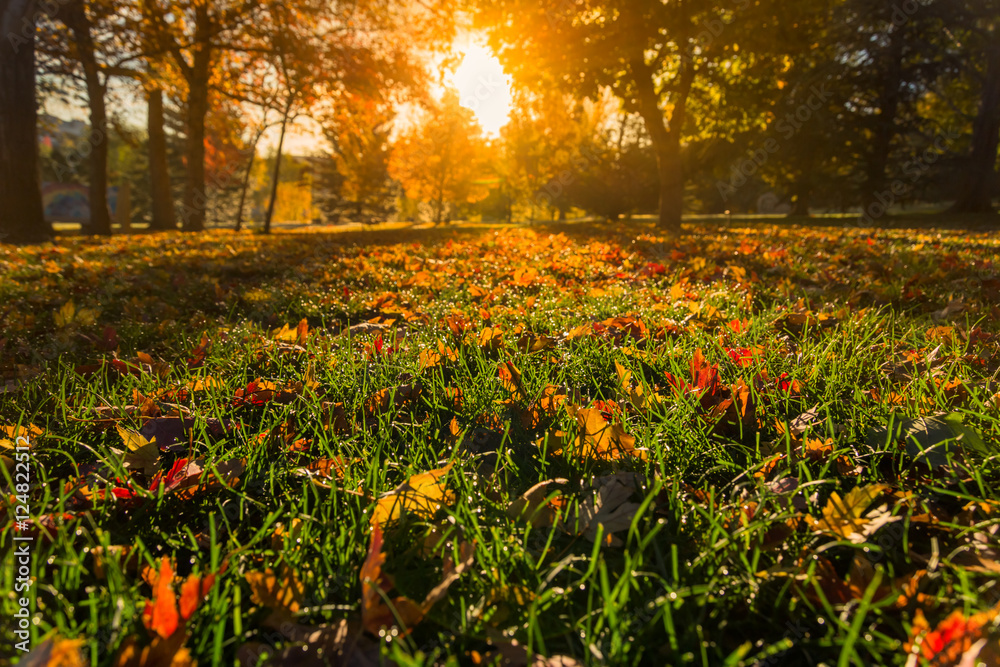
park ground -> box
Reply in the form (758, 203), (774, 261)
(2, 215), (1000, 666)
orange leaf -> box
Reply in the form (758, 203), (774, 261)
(245, 564), (305, 615)
(145, 558), (180, 639)
(179, 575), (200, 621)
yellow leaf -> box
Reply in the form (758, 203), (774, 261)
(117, 425), (161, 476)
(806, 484), (892, 542)
(558, 407), (646, 461)
(370, 463), (455, 527)
(21, 636), (87, 667)
(0, 423), (42, 450)
(245, 564), (305, 614)
(272, 323), (299, 343)
(54, 300), (98, 328)
(55, 301), (76, 328)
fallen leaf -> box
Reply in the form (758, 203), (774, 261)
(370, 463), (455, 527)
(806, 484), (896, 543)
(507, 479), (569, 528)
(116, 425), (161, 477)
(19, 636), (86, 667)
(143, 557), (180, 639)
(246, 563), (306, 617)
(577, 473), (644, 546)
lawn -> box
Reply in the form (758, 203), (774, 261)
(2, 217), (1000, 666)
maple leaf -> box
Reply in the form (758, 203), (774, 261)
(555, 406), (646, 461)
(272, 318), (310, 344)
(478, 326), (504, 350)
(370, 463), (455, 527)
(143, 557), (180, 639)
(906, 605), (1000, 666)
(54, 300), (99, 328)
(806, 484), (897, 543)
(0, 423), (42, 450)
(246, 563), (306, 618)
(116, 425), (161, 477)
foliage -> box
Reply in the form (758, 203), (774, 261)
(3, 217), (1000, 664)
(389, 91), (493, 224)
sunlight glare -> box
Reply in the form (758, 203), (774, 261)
(450, 43), (513, 137)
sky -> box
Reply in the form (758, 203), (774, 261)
(41, 32), (514, 159)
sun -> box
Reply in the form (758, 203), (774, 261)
(450, 43), (513, 137)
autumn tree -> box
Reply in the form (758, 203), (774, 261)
(390, 90), (491, 224)
(36, 0), (143, 236)
(320, 93), (397, 223)
(502, 89), (604, 221)
(248, 0), (329, 234)
(474, 0), (793, 235)
(949, 0), (1000, 213)
(145, 0), (261, 231)
(1, 0), (51, 244)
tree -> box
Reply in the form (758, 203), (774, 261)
(255, 0), (322, 234)
(142, 0), (177, 231)
(390, 91), (490, 224)
(565, 112), (659, 221)
(829, 0), (953, 213)
(146, 0), (261, 231)
(720, 0), (846, 216)
(320, 93), (397, 223)
(474, 0), (786, 235)
(949, 1), (1000, 213)
(502, 89), (604, 221)
(51, 0), (116, 235)
(146, 84), (176, 229)
(1, 0), (51, 244)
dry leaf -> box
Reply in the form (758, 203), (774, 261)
(370, 463), (455, 527)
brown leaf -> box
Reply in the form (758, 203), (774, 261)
(507, 479), (569, 528)
(246, 563), (306, 616)
(19, 636), (86, 667)
(370, 463), (455, 527)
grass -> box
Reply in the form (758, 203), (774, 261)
(2, 216), (1000, 666)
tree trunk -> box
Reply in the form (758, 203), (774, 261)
(654, 138), (684, 232)
(788, 175), (812, 217)
(862, 28), (904, 213)
(180, 3), (211, 232)
(235, 124), (266, 231)
(263, 109), (289, 234)
(0, 0), (50, 244)
(632, 56), (687, 236)
(64, 0), (111, 236)
(951, 40), (1000, 214)
(235, 150), (256, 232)
(147, 87), (175, 230)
